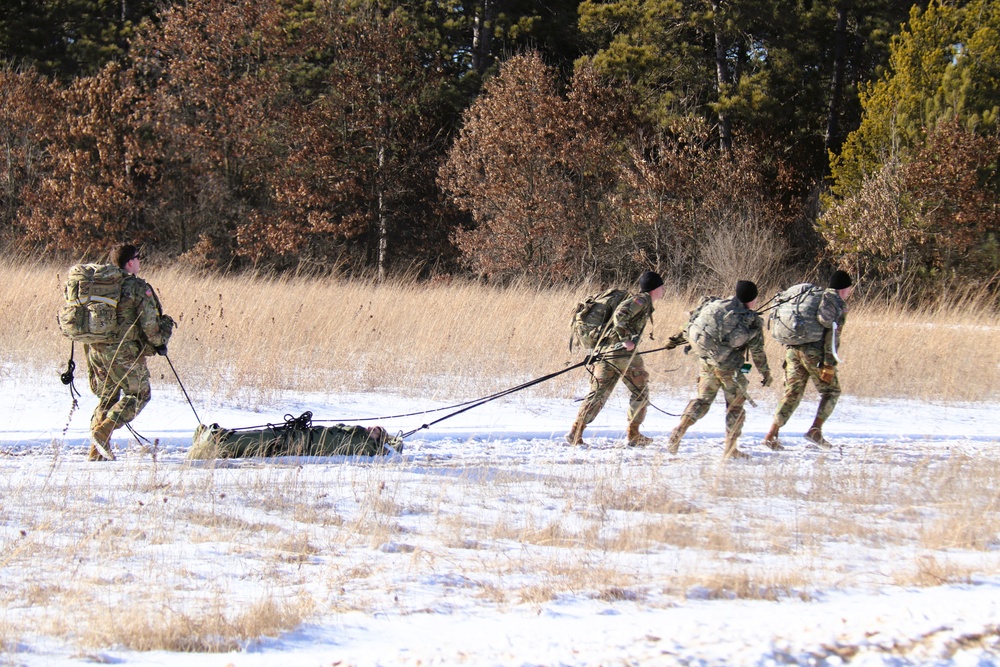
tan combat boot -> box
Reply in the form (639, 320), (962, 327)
(89, 417), (117, 461)
(804, 418), (832, 450)
(626, 423), (654, 447)
(565, 419), (587, 446)
(723, 432), (750, 460)
(762, 423), (784, 451)
(666, 416), (695, 455)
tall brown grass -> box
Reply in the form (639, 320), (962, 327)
(3, 255), (996, 404)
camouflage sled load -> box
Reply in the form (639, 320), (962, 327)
(188, 412), (403, 460)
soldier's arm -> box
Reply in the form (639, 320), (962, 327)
(609, 295), (649, 341)
(817, 293), (845, 366)
(748, 328), (770, 376)
(136, 283), (167, 348)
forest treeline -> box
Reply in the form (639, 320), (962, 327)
(0, 0), (997, 296)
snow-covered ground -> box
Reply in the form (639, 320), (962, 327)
(2, 367), (1000, 666)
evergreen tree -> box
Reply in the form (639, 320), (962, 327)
(823, 0), (1000, 291)
(0, 0), (165, 79)
(830, 0), (1000, 196)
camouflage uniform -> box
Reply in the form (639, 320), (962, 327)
(677, 300), (769, 442)
(772, 289), (846, 428)
(86, 274), (170, 449)
(573, 292), (654, 430)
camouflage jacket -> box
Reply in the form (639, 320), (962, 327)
(601, 292), (654, 348)
(117, 275), (169, 354)
(806, 289), (847, 366)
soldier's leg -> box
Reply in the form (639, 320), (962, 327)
(105, 359), (151, 428)
(86, 345), (120, 460)
(811, 361), (842, 424)
(805, 351), (841, 448)
(622, 356), (653, 446)
(771, 348), (810, 428)
(720, 370), (749, 459)
(94, 355), (151, 459)
(668, 363), (721, 453)
(567, 360), (623, 444)
(623, 355), (650, 425)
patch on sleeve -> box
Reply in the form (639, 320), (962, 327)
(145, 289), (153, 297)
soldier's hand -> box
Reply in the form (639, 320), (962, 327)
(818, 364), (835, 383)
(761, 372), (773, 388)
(155, 344), (168, 356)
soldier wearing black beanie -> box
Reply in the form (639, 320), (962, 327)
(566, 269), (666, 448)
(763, 270), (853, 451)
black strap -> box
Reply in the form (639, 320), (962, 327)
(60, 341), (82, 402)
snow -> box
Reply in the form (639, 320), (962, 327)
(2, 366), (1000, 666)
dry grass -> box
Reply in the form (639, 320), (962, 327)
(3, 439), (1000, 653)
(2, 253), (1000, 654)
(3, 255), (997, 404)
(76, 594), (315, 652)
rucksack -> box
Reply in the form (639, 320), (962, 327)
(685, 296), (755, 361)
(58, 263), (125, 344)
(569, 288), (630, 351)
(768, 283), (830, 346)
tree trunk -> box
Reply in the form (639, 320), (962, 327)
(712, 1), (732, 153)
(377, 143), (388, 282)
(825, 0), (849, 154)
(376, 71), (388, 282)
(472, 0), (497, 75)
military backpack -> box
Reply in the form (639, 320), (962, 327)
(569, 288), (630, 351)
(768, 283), (832, 346)
(58, 263), (125, 344)
(685, 296), (755, 361)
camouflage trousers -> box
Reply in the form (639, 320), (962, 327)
(772, 346), (841, 427)
(85, 340), (151, 435)
(680, 361), (749, 439)
(574, 352), (649, 426)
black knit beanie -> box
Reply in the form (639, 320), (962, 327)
(735, 280), (759, 304)
(829, 270), (853, 290)
(638, 270), (664, 293)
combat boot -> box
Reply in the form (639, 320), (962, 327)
(666, 416), (695, 455)
(762, 423), (784, 451)
(804, 420), (832, 450)
(565, 419), (587, 446)
(89, 417), (117, 461)
(626, 423), (654, 448)
(723, 433), (750, 460)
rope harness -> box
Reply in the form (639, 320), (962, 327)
(64, 336), (690, 445)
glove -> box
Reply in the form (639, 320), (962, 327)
(665, 333), (687, 351)
(818, 364), (835, 383)
(154, 345), (168, 356)
(761, 372), (773, 388)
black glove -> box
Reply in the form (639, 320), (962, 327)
(665, 333), (687, 350)
(154, 345), (168, 356)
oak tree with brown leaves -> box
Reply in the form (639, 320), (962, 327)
(441, 52), (632, 281)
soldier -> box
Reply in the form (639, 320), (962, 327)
(763, 270), (853, 450)
(666, 281), (772, 459)
(85, 244), (173, 461)
(565, 270), (666, 447)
